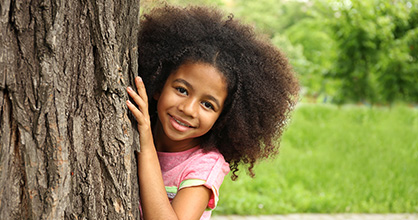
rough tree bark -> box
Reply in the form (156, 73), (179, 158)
(0, 0), (140, 219)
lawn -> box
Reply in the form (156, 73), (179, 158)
(215, 103), (418, 215)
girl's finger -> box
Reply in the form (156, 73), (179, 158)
(126, 100), (146, 125)
(134, 76), (149, 115)
(127, 86), (147, 112)
(135, 77), (148, 103)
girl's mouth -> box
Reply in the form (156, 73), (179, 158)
(173, 117), (192, 127)
(169, 115), (195, 132)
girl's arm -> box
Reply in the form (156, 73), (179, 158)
(127, 76), (211, 220)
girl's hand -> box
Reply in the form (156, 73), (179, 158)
(126, 76), (153, 148)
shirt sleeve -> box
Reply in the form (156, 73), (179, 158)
(178, 151), (230, 210)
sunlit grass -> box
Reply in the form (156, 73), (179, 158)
(215, 104), (418, 215)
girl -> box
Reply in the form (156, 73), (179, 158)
(126, 5), (299, 220)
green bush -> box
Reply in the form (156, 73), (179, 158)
(329, 0), (418, 104)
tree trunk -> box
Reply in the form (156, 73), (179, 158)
(0, 0), (140, 219)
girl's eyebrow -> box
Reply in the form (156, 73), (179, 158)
(173, 79), (192, 89)
(173, 78), (222, 109)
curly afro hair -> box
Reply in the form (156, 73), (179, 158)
(138, 5), (299, 180)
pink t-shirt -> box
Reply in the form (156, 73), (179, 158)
(157, 146), (230, 220)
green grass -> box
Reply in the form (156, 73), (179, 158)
(215, 104), (418, 215)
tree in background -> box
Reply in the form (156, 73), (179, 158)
(377, 0), (418, 103)
(0, 0), (140, 219)
(329, 0), (418, 104)
(281, 5), (337, 101)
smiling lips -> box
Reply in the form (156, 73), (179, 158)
(169, 115), (195, 132)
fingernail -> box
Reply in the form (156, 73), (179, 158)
(126, 100), (132, 105)
(136, 76), (142, 82)
(127, 86), (133, 91)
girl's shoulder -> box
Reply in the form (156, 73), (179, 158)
(182, 147), (230, 188)
(188, 147), (230, 174)
(191, 147), (228, 166)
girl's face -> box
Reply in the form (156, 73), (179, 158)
(154, 62), (228, 150)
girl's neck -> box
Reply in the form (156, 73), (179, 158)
(153, 120), (201, 153)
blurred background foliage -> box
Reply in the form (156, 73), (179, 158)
(141, 0), (418, 105)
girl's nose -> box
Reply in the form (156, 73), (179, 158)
(178, 98), (198, 118)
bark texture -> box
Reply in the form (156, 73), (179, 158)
(0, 0), (140, 219)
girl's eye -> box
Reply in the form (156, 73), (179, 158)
(202, 101), (214, 110)
(176, 87), (188, 95)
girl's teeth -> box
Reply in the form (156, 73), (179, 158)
(174, 118), (190, 127)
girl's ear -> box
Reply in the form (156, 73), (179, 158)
(153, 92), (160, 100)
